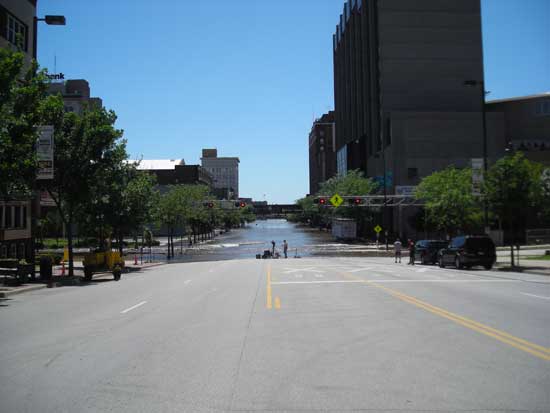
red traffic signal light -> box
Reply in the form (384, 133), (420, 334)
(351, 198), (363, 205)
(234, 202), (246, 208)
(319, 198), (327, 205)
(203, 202), (214, 208)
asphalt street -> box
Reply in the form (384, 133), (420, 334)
(1, 257), (549, 412)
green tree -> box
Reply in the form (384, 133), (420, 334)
(484, 152), (544, 265)
(0, 49), (53, 196)
(415, 166), (482, 236)
(295, 170), (377, 235)
(41, 105), (126, 276)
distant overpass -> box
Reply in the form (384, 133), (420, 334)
(253, 204), (302, 217)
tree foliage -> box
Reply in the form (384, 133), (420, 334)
(484, 152), (544, 233)
(415, 166), (482, 235)
(0, 49), (55, 196)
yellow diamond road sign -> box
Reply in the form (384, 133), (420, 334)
(330, 193), (344, 207)
(374, 225), (382, 233)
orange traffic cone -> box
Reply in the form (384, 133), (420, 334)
(61, 261), (65, 276)
(134, 255), (138, 265)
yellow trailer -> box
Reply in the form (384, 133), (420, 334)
(82, 250), (125, 281)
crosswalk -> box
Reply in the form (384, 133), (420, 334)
(273, 262), (502, 284)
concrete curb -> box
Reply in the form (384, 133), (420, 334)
(0, 284), (48, 298)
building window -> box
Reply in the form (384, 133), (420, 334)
(0, 245), (7, 258)
(337, 146), (348, 176)
(4, 206), (12, 229)
(7, 13), (28, 52)
(22, 206), (27, 229)
(408, 167), (418, 179)
(9, 243), (16, 258)
(535, 100), (550, 116)
(14, 206), (21, 228)
(18, 243), (26, 259)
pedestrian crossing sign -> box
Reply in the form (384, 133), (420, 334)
(330, 193), (344, 207)
(374, 225), (382, 233)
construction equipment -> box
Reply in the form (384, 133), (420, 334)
(82, 250), (125, 281)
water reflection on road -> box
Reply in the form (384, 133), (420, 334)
(169, 219), (336, 262)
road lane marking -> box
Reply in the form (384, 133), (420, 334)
(184, 280), (192, 285)
(271, 279), (515, 285)
(120, 301), (147, 314)
(314, 274), (324, 278)
(338, 272), (550, 361)
(267, 264), (272, 309)
(275, 296), (281, 309)
(348, 267), (372, 273)
(521, 292), (550, 301)
(272, 280), (364, 285)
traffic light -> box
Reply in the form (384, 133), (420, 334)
(319, 198), (327, 205)
(349, 198), (363, 206)
(203, 202), (214, 208)
(234, 201), (246, 208)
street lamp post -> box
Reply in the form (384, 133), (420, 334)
(33, 15), (66, 60)
(465, 79), (489, 229)
(375, 148), (388, 250)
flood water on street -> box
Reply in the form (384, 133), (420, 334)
(168, 219), (332, 262)
(144, 219), (382, 263)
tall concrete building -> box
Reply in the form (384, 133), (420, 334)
(309, 111), (337, 195)
(200, 149), (240, 199)
(333, 0), (506, 236)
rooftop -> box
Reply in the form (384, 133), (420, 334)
(487, 92), (550, 105)
(133, 159), (185, 170)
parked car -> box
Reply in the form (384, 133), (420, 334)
(414, 240), (449, 264)
(438, 235), (496, 270)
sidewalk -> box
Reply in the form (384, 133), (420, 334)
(0, 260), (166, 298)
(494, 258), (550, 276)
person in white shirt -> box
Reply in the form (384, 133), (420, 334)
(394, 239), (402, 263)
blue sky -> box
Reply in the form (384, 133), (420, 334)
(37, 0), (550, 204)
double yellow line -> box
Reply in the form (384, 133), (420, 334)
(266, 264), (281, 310)
(341, 272), (550, 361)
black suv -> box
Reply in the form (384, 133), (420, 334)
(438, 235), (496, 270)
(414, 240), (448, 264)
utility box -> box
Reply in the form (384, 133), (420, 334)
(332, 218), (357, 240)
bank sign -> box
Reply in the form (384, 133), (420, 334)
(37, 126), (54, 180)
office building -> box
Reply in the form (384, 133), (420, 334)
(48, 79), (103, 114)
(309, 111), (337, 195)
(201, 149), (240, 199)
(134, 159), (213, 193)
(487, 93), (550, 165)
(0, 0), (36, 67)
(0, 0), (36, 260)
(333, 0), (496, 180)
(332, 0), (509, 236)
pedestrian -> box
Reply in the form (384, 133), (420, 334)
(283, 240), (288, 259)
(408, 239), (416, 265)
(394, 238), (402, 263)
(271, 240), (276, 257)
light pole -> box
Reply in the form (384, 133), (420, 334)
(375, 148), (388, 250)
(465, 79), (489, 229)
(33, 15), (66, 60)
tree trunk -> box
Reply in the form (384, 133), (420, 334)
(67, 218), (74, 277)
(170, 228), (175, 258)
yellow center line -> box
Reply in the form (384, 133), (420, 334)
(338, 271), (550, 361)
(275, 296), (281, 309)
(266, 263), (272, 309)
